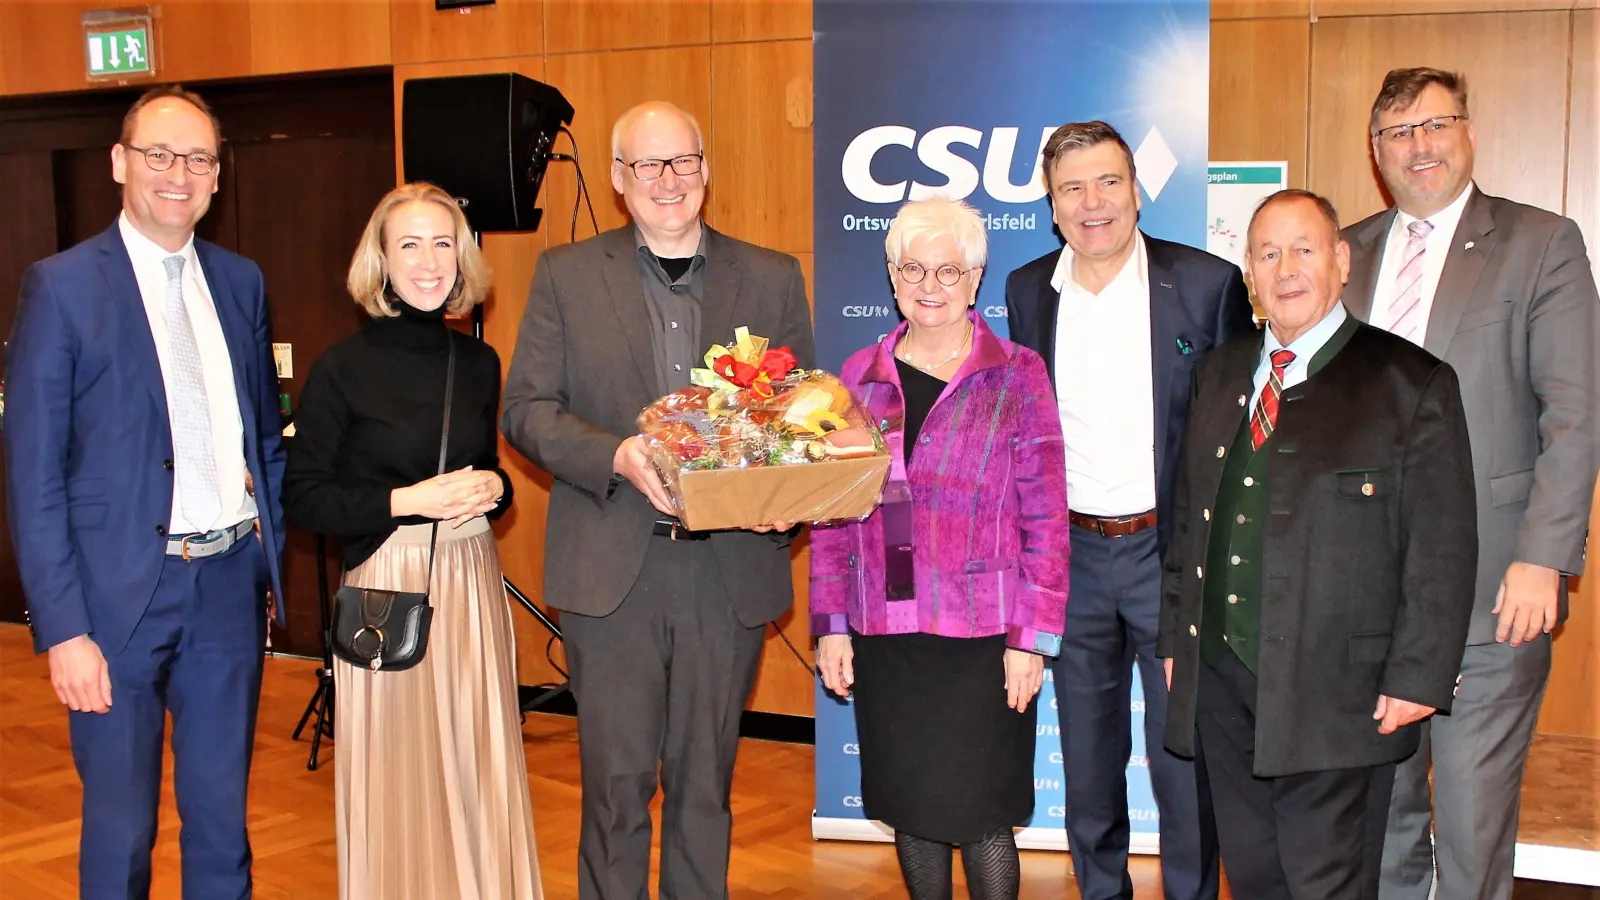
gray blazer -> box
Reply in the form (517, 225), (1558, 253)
(500, 225), (815, 625)
(1343, 189), (1598, 645)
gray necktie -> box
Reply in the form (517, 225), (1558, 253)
(163, 254), (220, 532)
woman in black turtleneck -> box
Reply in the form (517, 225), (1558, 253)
(283, 183), (543, 900)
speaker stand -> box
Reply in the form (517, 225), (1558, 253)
(291, 533), (336, 770)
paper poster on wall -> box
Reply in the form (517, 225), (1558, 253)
(1206, 162), (1288, 266)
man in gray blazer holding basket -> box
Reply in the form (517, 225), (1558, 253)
(1340, 68), (1598, 900)
(500, 100), (814, 900)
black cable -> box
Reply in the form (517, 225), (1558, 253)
(544, 633), (568, 680)
(549, 125), (600, 244)
(771, 621), (815, 676)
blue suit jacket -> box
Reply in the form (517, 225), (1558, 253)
(1004, 233), (1255, 552)
(4, 222), (287, 655)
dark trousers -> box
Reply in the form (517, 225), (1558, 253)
(562, 536), (767, 900)
(1196, 651), (1394, 900)
(1052, 525), (1218, 900)
(70, 536), (268, 900)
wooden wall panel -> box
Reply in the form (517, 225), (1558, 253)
(1567, 9), (1599, 253)
(711, 0), (811, 42)
(153, 0), (254, 84)
(1308, 11), (1572, 226)
(249, 0), (391, 76)
(1210, 17), (1311, 188)
(1538, 483), (1599, 737)
(390, 0), (544, 64)
(708, 39), (811, 254)
(541, 46), (713, 247)
(545, 0), (711, 54)
(0, 2), (132, 96)
(1211, 0), (1309, 17)
(1315, 0), (1582, 15)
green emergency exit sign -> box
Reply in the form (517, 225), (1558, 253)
(86, 27), (151, 76)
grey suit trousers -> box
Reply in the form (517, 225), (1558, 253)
(1378, 636), (1552, 900)
(562, 535), (766, 900)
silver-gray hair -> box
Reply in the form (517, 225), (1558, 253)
(884, 197), (988, 270)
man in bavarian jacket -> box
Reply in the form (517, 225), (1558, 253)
(1157, 189), (1477, 900)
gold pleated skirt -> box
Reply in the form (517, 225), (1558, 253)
(333, 516), (543, 900)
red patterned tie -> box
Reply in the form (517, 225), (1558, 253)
(1250, 349), (1297, 450)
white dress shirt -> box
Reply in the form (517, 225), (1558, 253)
(1252, 303), (1349, 407)
(1051, 233), (1157, 517)
(1368, 181), (1475, 342)
(119, 213), (256, 534)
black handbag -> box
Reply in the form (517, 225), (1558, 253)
(329, 333), (455, 673)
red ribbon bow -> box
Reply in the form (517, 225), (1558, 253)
(712, 346), (797, 398)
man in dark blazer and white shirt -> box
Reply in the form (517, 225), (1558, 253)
(4, 86), (287, 899)
(1159, 189), (1478, 899)
(1005, 121), (1255, 900)
(500, 101), (814, 900)
(1340, 69), (1599, 900)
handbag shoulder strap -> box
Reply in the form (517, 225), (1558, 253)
(422, 331), (457, 591)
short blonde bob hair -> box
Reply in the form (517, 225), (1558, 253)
(347, 182), (492, 318)
(884, 197), (988, 270)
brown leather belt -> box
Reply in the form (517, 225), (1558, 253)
(1069, 509), (1157, 538)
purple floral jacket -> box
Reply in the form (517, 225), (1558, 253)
(808, 312), (1069, 655)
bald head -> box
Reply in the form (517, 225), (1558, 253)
(609, 101), (708, 255)
(611, 101), (704, 162)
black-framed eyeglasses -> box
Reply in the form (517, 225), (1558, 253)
(1371, 115), (1467, 144)
(126, 144), (220, 176)
(895, 261), (979, 287)
(615, 153), (704, 181)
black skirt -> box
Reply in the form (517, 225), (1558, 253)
(851, 630), (1037, 844)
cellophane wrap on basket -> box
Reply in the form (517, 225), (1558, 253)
(635, 327), (892, 531)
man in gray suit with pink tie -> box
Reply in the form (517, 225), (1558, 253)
(1340, 67), (1598, 900)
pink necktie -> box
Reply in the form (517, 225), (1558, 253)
(1388, 219), (1434, 345)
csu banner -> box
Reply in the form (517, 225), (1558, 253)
(811, 0), (1211, 853)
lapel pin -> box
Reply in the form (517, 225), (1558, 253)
(1160, 282), (1174, 289)
(1361, 481), (1375, 496)
(1464, 241), (1475, 250)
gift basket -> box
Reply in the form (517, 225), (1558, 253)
(636, 327), (892, 531)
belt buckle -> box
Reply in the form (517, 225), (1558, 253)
(670, 523), (683, 541)
(180, 533), (202, 561)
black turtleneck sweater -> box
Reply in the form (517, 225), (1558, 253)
(282, 301), (513, 570)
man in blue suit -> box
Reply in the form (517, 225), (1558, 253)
(4, 85), (286, 899)
(1005, 121), (1254, 900)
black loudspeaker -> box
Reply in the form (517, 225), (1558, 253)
(401, 73), (574, 233)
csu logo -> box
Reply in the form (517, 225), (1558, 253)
(843, 796), (864, 808)
(842, 305), (893, 318)
(842, 125), (1053, 204)
(1047, 805), (1067, 818)
(1129, 755), (1149, 768)
(1048, 752), (1064, 765)
(981, 306), (1008, 318)
(843, 743), (861, 755)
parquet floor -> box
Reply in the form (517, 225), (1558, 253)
(0, 624), (1592, 899)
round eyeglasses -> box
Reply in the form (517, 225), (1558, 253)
(895, 261), (978, 287)
(615, 153), (704, 181)
(126, 145), (220, 176)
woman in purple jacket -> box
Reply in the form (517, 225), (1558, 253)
(810, 197), (1069, 899)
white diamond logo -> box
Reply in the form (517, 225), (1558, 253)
(1133, 126), (1179, 201)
